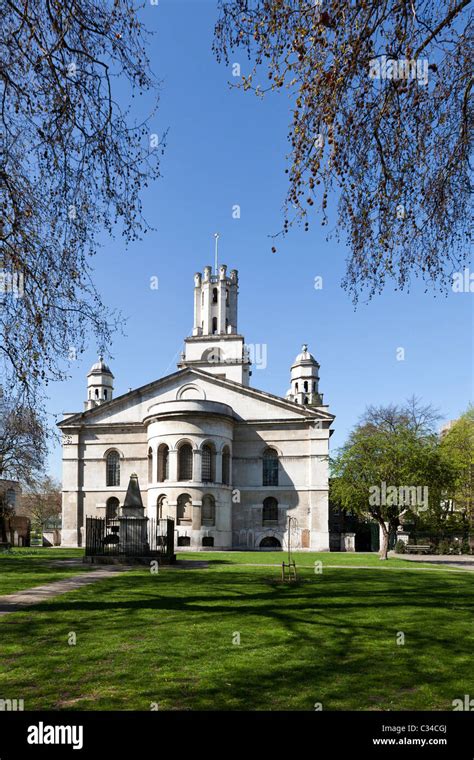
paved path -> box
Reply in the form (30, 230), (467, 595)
(0, 566), (130, 616)
(391, 553), (474, 566)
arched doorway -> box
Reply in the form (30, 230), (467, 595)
(259, 536), (282, 549)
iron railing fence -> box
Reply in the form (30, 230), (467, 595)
(85, 516), (175, 558)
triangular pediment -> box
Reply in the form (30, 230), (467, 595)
(58, 368), (334, 428)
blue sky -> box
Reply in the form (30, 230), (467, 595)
(46, 0), (473, 478)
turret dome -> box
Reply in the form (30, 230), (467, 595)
(85, 355), (114, 410)
(287, 344), (322, 406)
(88, 355), (114, 377)
(292, 344), (319, 367)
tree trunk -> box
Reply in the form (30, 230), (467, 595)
(379, 520), (389, 560)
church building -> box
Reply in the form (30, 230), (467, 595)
(58, 264), (334, 550)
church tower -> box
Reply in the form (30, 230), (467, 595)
(85, 356), (114, 410)
(178, 264), (251, 385)
(286, 345), (323, 406)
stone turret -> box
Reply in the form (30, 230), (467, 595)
(286, 345), (323, 406)
(85, 356), (114, 410)
(179, 264), (250, 386)
(192, 263), (238, 337)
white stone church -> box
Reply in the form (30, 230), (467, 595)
(59, 264), (334, 550)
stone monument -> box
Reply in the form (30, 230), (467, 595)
(118, 473), (149, 554)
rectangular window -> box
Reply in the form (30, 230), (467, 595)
(202, 448), (212, 482)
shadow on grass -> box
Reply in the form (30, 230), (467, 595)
(0, 567), (472, 710)
(10, 568), (474, 621)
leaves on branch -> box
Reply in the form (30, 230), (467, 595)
(1, 0), (164, 400)
(213, 0), (472, 302)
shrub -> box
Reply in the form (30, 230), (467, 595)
(394, 539), (406, 554)
(460, 540), (470, 555)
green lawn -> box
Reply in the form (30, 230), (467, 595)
(177, 550), (466, 569)
(0, 548), (89, 595)
(0, 550), (472, 711)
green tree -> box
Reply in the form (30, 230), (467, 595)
(214, 1), (471, 302)
(439, 406), (474, 546)
(331, 398), (456, 559)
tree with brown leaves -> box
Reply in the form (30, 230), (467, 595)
(214, 0), (472, 302)
(1, 0), (164, 401)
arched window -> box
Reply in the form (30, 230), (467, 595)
(295, 382), (299, 392)
(263, 448), (278, 486)
(178, 443), (193, 481)
(313, 382), (317, 392)
(212, 316), (218, 334)
(157, 444), (169, 482)
(148, 447), (153, 483)
(222, 446), (230, 485)
(106, 451), (120, 486)
(106, 497), (119, 522)
(95, 388), (99, 398)
(104, 389), (108, 400)
(157, 494), (167, 520)
(304, 381), (308, 392)
(6, 488), (16, 508)
(202, 495), (216, 526)
(177, 493), (192, 525)
(201, 444), (215, 483)
(212, 287), (218, 303)
(226, 288), (229, 304)
(262, 497), (278, 525)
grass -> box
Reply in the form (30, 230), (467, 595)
(176, 550), (467, 569)
(0, 547), (460, 597)
(0, 550), (473, 711)
(0, 548), (90, 595)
